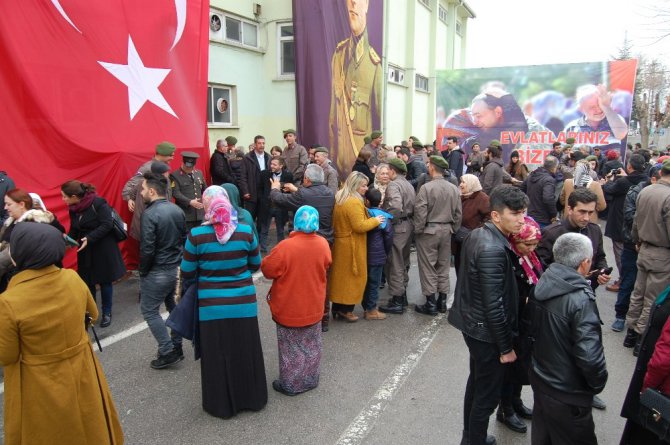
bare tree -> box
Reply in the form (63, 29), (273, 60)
(633, 58), (668, 148)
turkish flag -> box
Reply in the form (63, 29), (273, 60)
(0, 0), (209, 268)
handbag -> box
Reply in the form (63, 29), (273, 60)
(639, 388), (670, 442)
(91, 202), (127, 242)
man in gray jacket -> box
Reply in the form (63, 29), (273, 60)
(529, 232), (607, 445)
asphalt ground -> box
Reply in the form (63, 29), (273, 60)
(0, 234), (639, 444)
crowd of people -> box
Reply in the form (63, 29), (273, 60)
(1, 128), (670, 445)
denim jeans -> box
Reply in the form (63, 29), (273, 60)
(615, 246), (638, 319)
(259, 206), (288, 251)
(362, 265), (384, 310)
(140, 268), (182, 355)
(88, 282), (113, 316)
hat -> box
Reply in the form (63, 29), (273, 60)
(283, 129), (296, 136)
(313, 147), (329, 154)
(565, 137), (576, 145)
(409, 135), (419, 141)
(658, 155), (670, 164)
(606, 150), (619, 160)
(585, 155), (598, 163)
(487, 139), (501, 149)
(412, 141), (424, 150)
(388, 158), (407, 173)
(155, 141), (176, 156)
(181, 151), (200, 159)
(429, 155), (449, 169)
(571, 151), (586, 161)
(510, 150), (520, 159)
(662, 159), (670, 174)
(364, 136), (372, 145)
(371, 130), (382, 139)
(225, 136), (237, 145)
(150, 161), (170, 175)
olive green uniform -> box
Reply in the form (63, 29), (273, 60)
(170, 168), (206, 230)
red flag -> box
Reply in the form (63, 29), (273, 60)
(0, 0), (209, 268)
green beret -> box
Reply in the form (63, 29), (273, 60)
(181, 151), (200, 159)
(313, 147), (329, 154)
(364, 136), (372, 145)
(283, 129), (296, 136)
(487, 139), (501, 149)
(388, 158), (407, 173)
(662, 159), (670, 174)
(412, 141), (424, 150)
(429, 155), (449, 169)
(409, 135), (419, 141)
(565, 137), (576, 145)
(155, 141), (176, 156)
(371, 130), (382, 139)
(585, 155), (598, 162)
(225, 136), (237, 145)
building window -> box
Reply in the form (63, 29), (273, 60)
(438, 5), (448, 23)
(207, 85), (233, 125)
(209, 11), (259, 48)
(415, 74), (429, 92)
(456, 20), (463, 36)
(388, 66), (405, 85)
(418, 0), (430, 9)
(278, 23), (295, 76)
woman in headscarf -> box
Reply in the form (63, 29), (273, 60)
(328, 172), (383, 322)
(0, 188), (65, 291)
(497, 216), (544, 433)
(180, 185), (267, 419)
(0, 223), (123, 444)
(453, 174), (490, 275)
(61, 180), (126, 328)
(558, 160), (606, 222)
(222, 182), (258, 239)
(261, 206), (332, 396)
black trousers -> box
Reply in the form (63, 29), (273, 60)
(463, 334), (506, 445)
(531, 388), (597, 445)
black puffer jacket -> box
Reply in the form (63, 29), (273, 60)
(139, 199), (187, 276)
(448, 222), (519, 354)
(529, 262), (608, 405)
(406, 155), (428, 189)
(522, 167), (556, 225)
(602, 172), (646, 242)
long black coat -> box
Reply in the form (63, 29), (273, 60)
(68, 196), (126, 286)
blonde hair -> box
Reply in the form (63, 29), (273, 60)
(335, 171), (368, 205)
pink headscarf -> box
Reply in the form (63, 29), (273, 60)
(510, 216), (543, 285)
(202, 186), (238, 244)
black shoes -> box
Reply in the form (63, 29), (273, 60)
(379, 295), (405, 314)
(272, 380), (298, 396)
(512, 398), (533, 419)
(100, 314), (112, 328)
(496, 406), (527, 433)
(415, 294), (438, 316)
(436, 293), (448, 313)
(623, 329), (639, 348)
(460, 431), (496, 445)
(150, 347), (184, 369)
(592, 395), (606, 410)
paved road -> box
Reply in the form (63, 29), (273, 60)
(0, 236), (638, 444)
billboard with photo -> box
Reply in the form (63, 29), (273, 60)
(436, 60), (637, 167)
(293, 0), (384, 178)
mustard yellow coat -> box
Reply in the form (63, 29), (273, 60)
(0, 266), (124, 445)
(328, 197), (380, 304)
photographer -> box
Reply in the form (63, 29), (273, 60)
(601, 154), (647, 293)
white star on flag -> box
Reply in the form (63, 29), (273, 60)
(98, 36), (177, 120)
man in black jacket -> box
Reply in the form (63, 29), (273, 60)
(398, 147), (427, 190)
(259, 156), (293, 252)
(521, 155), (558, 229)
(139, 172), (187, 370)
(448, 185), (528, 445)
(441, 136), (465, 182)
(529, 232), (608, 445)
(209, 138), (236, 186)
(239, 135), (271, 224)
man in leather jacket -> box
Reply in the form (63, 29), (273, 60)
(448, 185), (528, 445)
(139, 172), (187, 370)
(528, 233), (607, 445)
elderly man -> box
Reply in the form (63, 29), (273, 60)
(529, 232), (608, 445)
(448, 185), (528, 445)
(210, 138), (236, 185)
(329, 0), (382, 178)
(282, 129), (309, 184)
(379, 158), (416, 314)
(122, 141), (176, 241)
(563, 84), (628, 152)
(413, 156), (462, 315)
(313, 147), (339, 193)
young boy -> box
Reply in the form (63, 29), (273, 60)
(362, 188), (393, 320)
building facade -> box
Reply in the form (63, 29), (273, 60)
(207, 0), (474, 151)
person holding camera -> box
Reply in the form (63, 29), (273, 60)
(601, 154), (648, 294)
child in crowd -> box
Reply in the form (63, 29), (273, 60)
(362, 188), (393, 320)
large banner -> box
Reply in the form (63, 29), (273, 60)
(293, 0), (383, 178)
(436, 60), (637, 167)
(0, 0), (210, 268)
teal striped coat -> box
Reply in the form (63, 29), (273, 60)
(180, 223), (261, 321)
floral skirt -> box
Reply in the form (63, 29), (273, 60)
(276, 322), (322, 394)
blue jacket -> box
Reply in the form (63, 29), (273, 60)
(367, 208), (393, 266)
